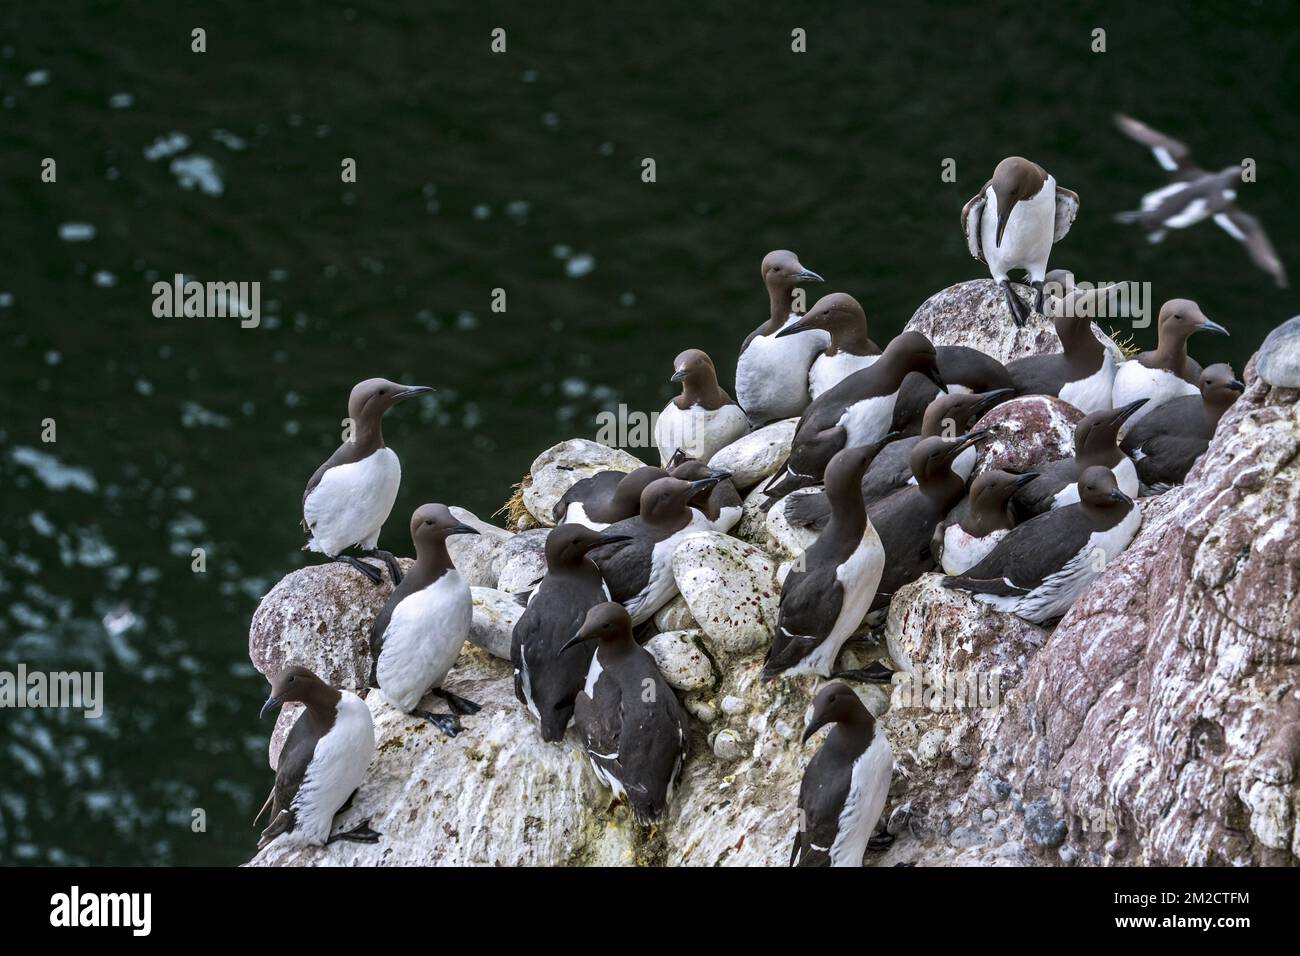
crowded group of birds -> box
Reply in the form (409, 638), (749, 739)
(253, 116), (1279, 866)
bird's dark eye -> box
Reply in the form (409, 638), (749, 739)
(288, 676), (295, 683)
(425, 519), (434, 525)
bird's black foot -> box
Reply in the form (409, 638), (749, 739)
(334, 555), (384, 585)
(1031, 280), (1045, 315)
(363, 549), (403, 585)
(1000, 279), (1029, 327)
(432, 687), (481, 715)
(413, 710), (462, 737)
(338, 788), (359, 813)
(867, 832), (895, 851)
(832, 662), (896, 684)
(327, 818), (382, 844)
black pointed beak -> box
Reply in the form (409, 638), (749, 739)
(1110, 489), (1133, 504)
(1228, 379), (1246, 392)
(668, 448), (691, 468)
(395, 385), (434, 402)
(560, 633), (591, 655)
(449, 523), (479, 536)
(1115, 398), (1149, 424)
(802, 715), (828, 744)
(259, 694), (280, 720)
(951, 428), (992, 453)
(793, 267), (824, 283)
(1197, 319), (1229, 336)
(774, 317), (815, 338)
(925, 366), (948, 393)
(688, 475), (725, 494)
(1013, 472), (1041, 488)
(995, 194), (1016, 247)
(976, 388), (1015, 411)
(670, 369), (688, 383)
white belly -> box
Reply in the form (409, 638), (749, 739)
(830, 732), (894, 867)
(791, 524), (885, 677)
(376, 571), (471, 712)
(1058, 351), (1117, 414)
(1111, 362), (1198, 428)
(736, 314), (830, 423)
(982, 178), (1056, 281)
(941, 524), (1006, 575)
(708, 503), (742, 534)
(655, 401), (748, 466)
(837, 394), (898, 449)
(562, 501), (609, 530)
(288, 692), (375, 846)
(809, 352), (879, 400)
(1050, 457), (1138, 509)
(304, 448), (401, 555)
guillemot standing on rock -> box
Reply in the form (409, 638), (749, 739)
(1114, 113), (1288, 288)
(1012, 400), (1145, 516)
(588, 475), (722, 625)
(944, 466), (1141, 625)
(962, 156), (1080, 325)
(764, 441), (893, 680)
(512, 524), (630, 742)
(368, 504), (481, 737)
(773, 292), (881, 400)
(736, 250), (829, 427)
(934, 470), (1039, 575)
(1111, 299), (1228, 426)
(655, 348), (748, 466)
(552, 466), (666, 529)
(762, 332), (946, 506)
(792, 682), (894, 867)
(1121, 363), (1244, 492)
(302, 377), (433, 585)
(255, 665), (378, 849)
(666, 451), (743, 533)
(566, 602), (688, 824)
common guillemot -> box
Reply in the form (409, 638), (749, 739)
(736, 250), (829, 427)
(943, 466), (1142, 625)
(655, 348), (748, 466)
(1110, 299), (1228, 425)
(1114, 113), (1288, 287)
(666, 450), (743, 533)
(763, 440), (893, 679)
(301, 377), (433, 585)
(255, 665), (378, 849)
(512, 523), (630, 742)
(772, 292), (881, 400)
(1121, 362), (1243, 492)
(962, 156), (1080, 325)
(565, 602), (689, 824)
(1012, 400), (1145, 515)
(889, 346), (1015, 437)
(1006, 275), (1117, 414)
(368, 504), (481, 737)
(791, 682), (894, 867)
(552, 466), (667, 529)
(761, 331), (946, 506)
(934, 469), (1039, 575)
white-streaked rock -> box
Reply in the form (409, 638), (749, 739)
(671, 532), (778, 656)
(447, 507), (513, 588)
(469, 587), (522, 660)
(493, 529), (549, 596)
(970, 395), (1082, 480)
(645, 629), (715, 692)
(708, 417), (798, 490)
(653, 594), (698, 632)
(764, 487), (821, 560)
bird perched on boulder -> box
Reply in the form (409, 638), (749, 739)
(962, 156), (1080, 325)
(934, 469), (1039, 575)
(566, 602), (688, 824)
(255, 665), (378, 850)
(1121, 363), (1244, 492)
(1114, 113), (1287, 288)
(1111, 299), (1228, 425)
(368, 504), (480, 737)
(737, 250), (829, 427)
(301, 377), (433, 585)
(772, 292), (881, 400)
(791, 682), (894, 867)
(944, 466), (1141, 625)
(553, 466), (666, 529)
(1011, 400), (1145, 516)
(666, 450), (743, 533)
(655, 348), (748, 466)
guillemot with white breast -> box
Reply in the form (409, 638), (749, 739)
(1110, 299), (1228, 426)
(1011, 400), (1145, 516)
(552, 466), (667, 529)
(655, 348), (748, 466)
(772, 292), (881, 400)
(934, 469), (1039, 575)
(666, 450), (743, 533)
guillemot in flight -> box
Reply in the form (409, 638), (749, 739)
(553, 466), (667, 529)
(762, 331), (946, 506)
(301, 377), (433, 585)
(791, 682), (894, 867)
(666, 450), (743, 533)
(934, 469), (1039, 575)
(943, 466), (1142, 625)
(655, 348), (748, 466)
(1111, 299), (1228, 426)
(255, 665), (378, 849)
(962, 156), (1080, 325)
(736, 250), (829, 427)
(512, 523), (630, 742)
(368, 504), (481, 737)
(764, 440), (893, 680)
(1114, 113), (1288, 287)
(1121, 362), (1243, 493)
(588, 475), (722, 625)
(1011, 400), (1145, 515)
(772, 292), (881, 400)
(566, 602), (689, 824)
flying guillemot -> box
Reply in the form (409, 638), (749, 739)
(301, 377), (433, 585)
(368, 504), (481, 737)
(512, 523), (630, 742)
(962, 156), (1080, 325)
(736, 250), (829, 427)
(655, 348), (748, 466)
(763, 440), (894, 680)
(552, 465), (667, 529)
(762, 331), (946, 506)
(944, 466), (1141, 625)
(1011, 400), (1145, 516)
(1121, 362), (1243, 492)
(1114, 113), (1288, 287)
(772, 292), (881, 400)
(1110, 299), (1228, 426)
(566, 602), (689, 824)
(666, 450), (743, 533)
(255, 664), (378, 849)
(1006, 274), (1117, 414)
(791, 682), (894, 867)
(934, 469), (1039, 575)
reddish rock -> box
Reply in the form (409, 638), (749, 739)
(970, 395), (1082, 479)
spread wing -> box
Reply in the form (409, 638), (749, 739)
(1053, 186), (1080, 242)
(961, 184), (989, 261)
(1114, 113), (1201, 175)
(1214, 209), (1288, 288)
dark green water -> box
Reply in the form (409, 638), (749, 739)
(1, 1), (1296, 865)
